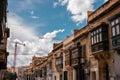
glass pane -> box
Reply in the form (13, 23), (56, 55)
(91, 32), (93, 36)
(112, 27), (115, 36)
(94, 36), (96, 43)
(97, 34), (99, 43)
(99, 28), (102, 32)
(99, 33), (102, 41)
(116, 25), (120, 35)
(97, 29), (99, 33)
(116, 18), (119, 24)
(92, 37), (93, 44)
(94, 31), (96, 35)
(111, 21), (114, 26)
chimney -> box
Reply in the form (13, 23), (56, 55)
(74, 29), (79, 34)
(87, 11), (93, 17)
(87, 11), (93, 23)
(53, 43), (59, 49)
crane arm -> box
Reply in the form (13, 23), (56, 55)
(15, 42), (25, 46)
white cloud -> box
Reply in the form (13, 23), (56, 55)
(43, 29), (64, 39)
(30, 10), (34, 15)
(30, 10), (39, 19)
(53, 2), (58, 8)
(54, 0), (96, 25)
(9, 0), (43, 12)
(31, 16), (39, 19)
(7, 12), (64, 67)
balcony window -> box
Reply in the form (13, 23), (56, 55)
(116, 25), (120, 35)
(110, 16), (120, 37)
(91, 27), (103, 45)
(56, 55), (63, 69)
(112, 27), (116, 36)
(47, 62), (52, 70)
(100, 33), (102, 41)
(82, 45), (86, 58)
(56, 58), (62, 65)
(65, 50), (71, 66)
(71, 48), (79, 59)
(65, 54), (69, 61)
(92, 37), (94, 45)
(111, 21), (115, 26)
(96, 34), (99, 43)
(116, 19), (118, 23)
(109, 14), (120, 49)
(91, 23), (109, 52)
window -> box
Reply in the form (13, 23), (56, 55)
(94, 36), (96, 43)
(48, 62), (52, 70)
(116, 19), (119, 24)
(71, 48), (79, 59)
(97, 34), (99, 42)
(82, 45), (86, 58)
(92, 37), (94, 45)
(110, 16), (120, 37)
(112, 27), (116, 36)
(99, 33), (102, 41)
(116, 25), (120, 35)
(91, 27), (103, 45)
(111, 21), (114, 26)
(99, 28), (102, 32)
(56, 58), (62, 65)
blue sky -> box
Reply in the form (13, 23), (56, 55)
(7, 0), (108, 67)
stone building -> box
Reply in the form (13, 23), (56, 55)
(46, 52), (53, 80)
(25, 0), (120, 80)
(52, 42), (63, 80)
(72, 26), (90, 80)
(88, 0), (120, 80)
(17, 66), (29, 80)
(32, 56), (48, 80)
(63, 34), (74, 80)
(0, 0), (10, 71)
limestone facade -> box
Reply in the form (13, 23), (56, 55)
(24, 0), (120, 80)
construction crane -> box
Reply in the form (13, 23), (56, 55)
(13, 42), (25, 72)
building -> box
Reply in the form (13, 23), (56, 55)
(77, 0), (120, 80)
(46, 52), (53, 80)
(0, 0), (10, 71)
(24, 64), (33, 80)
(72, 27), (90, 80)
(63, 34), (74, 80)
(25, 0), (120, 80)
(88, 0), (120, 80)
(17, 66), (29, 80)
(52, 42), (63, 80)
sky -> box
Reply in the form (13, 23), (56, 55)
(7, 0), (108, 67)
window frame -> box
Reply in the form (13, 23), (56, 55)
(91, 27), (103, 45)
(110, 16), (120, 37)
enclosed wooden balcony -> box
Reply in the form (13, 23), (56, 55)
(71, 45), (82, 67)
(90, 23), (109, 53)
